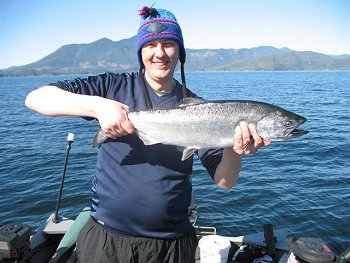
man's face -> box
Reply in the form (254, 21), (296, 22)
(141, 39), (180, 82)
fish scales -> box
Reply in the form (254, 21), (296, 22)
(128, 101), (275, 149)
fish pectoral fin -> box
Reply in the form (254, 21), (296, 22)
(181, 147), (199, 161)
(136, 130), (160, 145)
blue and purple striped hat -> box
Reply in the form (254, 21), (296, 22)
(137, 6), (186, 67)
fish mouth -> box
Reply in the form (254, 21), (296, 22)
(288, 128), (309, 137)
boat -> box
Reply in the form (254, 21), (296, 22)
(1, 134), (349, 263)
(2, 208), (348, 263)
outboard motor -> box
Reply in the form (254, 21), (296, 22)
(0, 223), (32, 262)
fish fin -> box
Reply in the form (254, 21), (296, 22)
(180, 97), (207, 107)
(92, 129), (109, 148)
(136, 130), (161, 145)
(181, 147), (198, 161)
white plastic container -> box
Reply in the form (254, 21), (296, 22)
(199, 235), (231, 263)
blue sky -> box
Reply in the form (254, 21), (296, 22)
(1, 0), (349, 69)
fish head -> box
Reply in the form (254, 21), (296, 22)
(256, 110), (308, 141)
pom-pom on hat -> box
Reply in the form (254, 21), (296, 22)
(137, 6), (186, 67)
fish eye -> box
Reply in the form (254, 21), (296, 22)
(285, 121), (293, 127)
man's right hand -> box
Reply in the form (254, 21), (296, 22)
(95, 99), (135, 139)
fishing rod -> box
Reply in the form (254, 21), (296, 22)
(53, 133), (75, 223)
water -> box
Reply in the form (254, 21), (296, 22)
(0, 71), (349, 255)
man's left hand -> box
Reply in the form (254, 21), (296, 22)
(233, 121), (271, 155)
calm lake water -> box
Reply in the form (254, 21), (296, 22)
(0, 71), (349, 255)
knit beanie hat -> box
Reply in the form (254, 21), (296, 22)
(137, 6), (186, 67)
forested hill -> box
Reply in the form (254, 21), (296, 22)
(1, 36), (349, 76)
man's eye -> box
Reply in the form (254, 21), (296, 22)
(145, 43), (156, 48)
(164, 43), (174, 48)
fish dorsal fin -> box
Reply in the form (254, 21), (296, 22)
(180, 97), (207, 107)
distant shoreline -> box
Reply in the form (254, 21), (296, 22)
(1, 69), (350, 78)
(1, 37), (349, 77)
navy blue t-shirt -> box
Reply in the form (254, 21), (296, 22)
(52, 72), (223, 238)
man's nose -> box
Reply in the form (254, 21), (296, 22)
(154, 43), (166, 58)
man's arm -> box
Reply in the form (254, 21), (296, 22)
(25, 85), (134, 138)
(213, 147), (242, 189)
(214, 122), (271, 189)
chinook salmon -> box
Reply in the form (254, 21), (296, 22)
(92, 98), (308, 160)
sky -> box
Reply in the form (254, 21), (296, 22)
(1, 0), (349, 69)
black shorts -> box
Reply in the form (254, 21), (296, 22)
(76, 216), (198, 263)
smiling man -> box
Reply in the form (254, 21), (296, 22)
(142, 39), (179, 92)
(25, 6), (270, 263)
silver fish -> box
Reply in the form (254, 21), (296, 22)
(92, 98), (308, 160)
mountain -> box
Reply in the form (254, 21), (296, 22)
(1, 36), (349, 76)
(209, 50), (350, 71)
(1, 37), (139, 76)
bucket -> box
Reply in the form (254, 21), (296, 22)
(199, 235), (231, 263)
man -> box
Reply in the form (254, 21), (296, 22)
(25, 6), (270, 263)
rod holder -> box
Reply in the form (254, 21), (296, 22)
(53, 133), (74, 223)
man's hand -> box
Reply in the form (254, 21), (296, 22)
(95, 99), (135, 139)
(233, 121), (271, 155)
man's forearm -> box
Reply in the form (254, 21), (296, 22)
(25, 85), (100, 118)
(214, 147), (242, 189)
